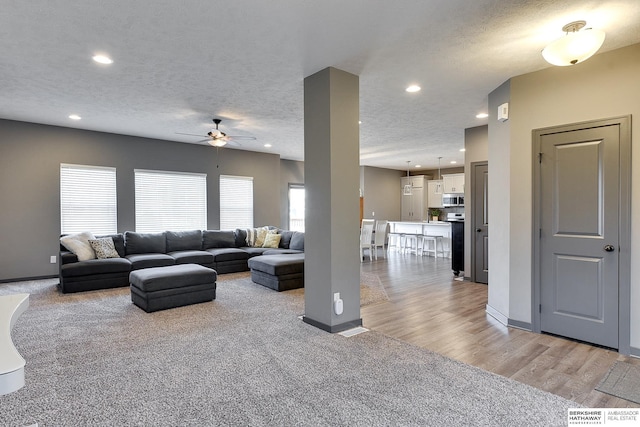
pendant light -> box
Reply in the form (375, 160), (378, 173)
(435, 157), (443, 194)
(542, 21), (605, 66)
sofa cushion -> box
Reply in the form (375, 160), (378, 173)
(166, 230), (203, 252)
(262, 248), (303, 255)
(241, 247), (270, 256)
(248, 253), (305, 276)
(203, 230), (237, 249)
(234, 229), (247, 247)
(60, 231), (97, 261)
(125, 232), (166, 255)
(278, 230), (294, 249)
(169, 250), (214, 265)
(61, 258), (132, 277)
(129, 264), (217, 293)
(125, 253), (175, 270)
(289, 232), (305, 251)
(206, 248), (250, 262)
(89, 237), (120, 259)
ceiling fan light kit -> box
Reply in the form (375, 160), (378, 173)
(542, 20), (605, 66)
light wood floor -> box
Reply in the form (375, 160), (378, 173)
(359, 251), (640, 408)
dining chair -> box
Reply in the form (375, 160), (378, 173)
(373, 220), (389, 259)
(360, 219), (375, 262)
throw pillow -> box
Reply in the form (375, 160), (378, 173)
(254, 227), (269, 247)
(60, 231), (97, 261)
(262, 232), (281, 249)
(88, 237), (120, 259)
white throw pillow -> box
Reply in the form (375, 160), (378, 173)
(60, 231), (97, 261)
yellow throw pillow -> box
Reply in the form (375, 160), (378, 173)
(254, 227), (269, 247)
(262, 232), (282, 249)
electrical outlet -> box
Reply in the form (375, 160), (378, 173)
(50, 255), (57, 264)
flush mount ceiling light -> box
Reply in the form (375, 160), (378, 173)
(92, 54), (113, 65)
(68, 114), (81, 120)
(542, 21), (605, 66)
(405, 85), (421, 93)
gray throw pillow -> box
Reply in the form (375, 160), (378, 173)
(289, 232), (304, 251)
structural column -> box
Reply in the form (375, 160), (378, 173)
(303, 67), (362, 332)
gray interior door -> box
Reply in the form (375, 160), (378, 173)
(473, 162), (488, 284)
(539, 125), (620, 349)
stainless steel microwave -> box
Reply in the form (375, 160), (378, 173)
(442, 194), (464, 207)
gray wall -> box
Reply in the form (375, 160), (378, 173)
(360, 166), (404, 221)
(463, 125), (488, 276)
(0, 119), (283, 281)
(488, 43), (640, 349)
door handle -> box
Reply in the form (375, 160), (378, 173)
(603, 244), (615, 252)
(476, 229), (482, 232)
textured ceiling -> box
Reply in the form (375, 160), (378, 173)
(1, 1), (639, 170)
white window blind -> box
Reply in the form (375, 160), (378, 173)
(288, 184), (305, 232)
(220, 175), (253, 230)
(60, 164), (117, 234)
(135, 169), (207, 232)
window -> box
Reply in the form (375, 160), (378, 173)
(60, 164), (117, 234)
(135, 169), (207, 232)
(288, 184), (305, 232)
(219, 175), (253, 230)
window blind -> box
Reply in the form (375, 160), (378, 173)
(219, 175), (253, 230)
(135, 169), (207, 232)
(60, 164), (117, 234)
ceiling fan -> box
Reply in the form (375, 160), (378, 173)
(176, 118), (256, 147)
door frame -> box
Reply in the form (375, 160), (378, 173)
(532, 116), (631, 354)
(470, 161), (488, 283)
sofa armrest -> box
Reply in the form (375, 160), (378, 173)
(60, 251), (78, 265)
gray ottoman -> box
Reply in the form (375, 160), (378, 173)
(130, 264), (217, 312)
(248, 253), (304, 291)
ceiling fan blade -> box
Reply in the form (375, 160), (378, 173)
(227, 135), (256, 141)
(175, 132), (207, 137)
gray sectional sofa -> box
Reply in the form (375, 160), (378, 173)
(59, 228), (304, 293)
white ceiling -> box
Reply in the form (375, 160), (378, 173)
(2, 1), (639, 170)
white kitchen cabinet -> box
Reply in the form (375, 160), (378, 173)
(442, 173), (464, 193)
(427, 180), (443, 208)
(401, 175), (428, 221)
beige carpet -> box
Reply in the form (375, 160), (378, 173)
(359, 272), (389, 307)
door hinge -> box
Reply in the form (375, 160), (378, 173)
(539, 228), (542, 238)
(538, 153), (542, 164)
(539, 304), (542, 313)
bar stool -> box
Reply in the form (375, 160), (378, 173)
(419, 235), (444, 258)
(387, 232), (403, 252)
(403, 233), (420, 254)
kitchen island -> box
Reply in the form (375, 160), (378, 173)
(388, 221), (451, 257)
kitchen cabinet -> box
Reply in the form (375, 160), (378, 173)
(442, 173), (464, 193)
(401, 176), (428, 221)
(427, 180), (443, 208)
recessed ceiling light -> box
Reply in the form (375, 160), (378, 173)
(358, 121), (362, 124)
(405, 85), (421, 93)
(459, 148), (466, 152)
(264, 143), (272, 148)
(415, 164), (421, 168)
(450, 161), (457, 164)
(68, 114), (81, 120)
(476, 113), (488, 119)
(92, 54), (113, 65)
